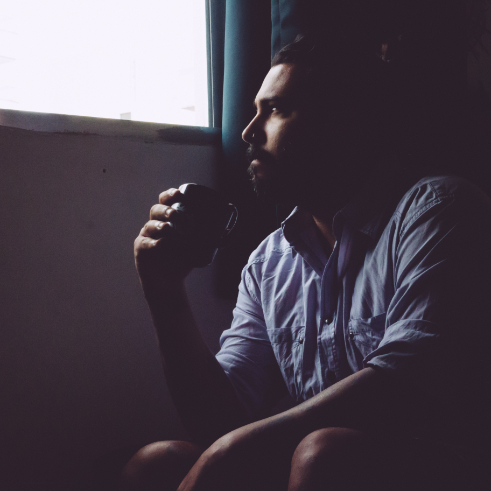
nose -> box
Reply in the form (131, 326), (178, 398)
(242, 115), (260, 144)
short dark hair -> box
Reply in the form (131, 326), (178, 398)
(271, 32), (408, 165)
(270, 1), (470, 172)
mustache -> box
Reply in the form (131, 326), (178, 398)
(245, 145), (275, 166)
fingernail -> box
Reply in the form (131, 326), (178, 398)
(156, 222), (164, 229)
(165, 208), (173, 217)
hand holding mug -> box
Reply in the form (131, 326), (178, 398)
(134, 184), (237, 286)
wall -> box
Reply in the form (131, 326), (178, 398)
(0, 116), (236, 491)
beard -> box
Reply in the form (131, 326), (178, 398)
(246, 142), (305, 207)
(246, 145), (279, 202)
(245, 138), (369, 214)
(246, 138), (335, 211)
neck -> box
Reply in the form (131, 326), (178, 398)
(311, 210), (336, 256)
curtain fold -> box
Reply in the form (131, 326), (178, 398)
(271, 0), (303, 58)
(206, 0), (226, 128)
(221, 0), (271, 167)
(213, 0), (275, 298)
(211, 0), (312, 296)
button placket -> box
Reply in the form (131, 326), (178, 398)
(319, 240), (340, 386)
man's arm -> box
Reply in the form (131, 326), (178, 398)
(134, 188), (248, 446)
(177, 365), (429, 491)
(178, 177), (491, 491)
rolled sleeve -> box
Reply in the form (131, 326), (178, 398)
(364, 182), (491, 397)
(364, 319), (445, 392)
(216, 267), (279, 420)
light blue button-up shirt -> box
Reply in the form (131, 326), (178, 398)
(216, 175), (491, 443)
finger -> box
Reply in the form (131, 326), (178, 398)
(159, 188), (183, 205)
(134, 235), (160, 251)
(140, 220), (174, 238)
(149, 203), (178, 221)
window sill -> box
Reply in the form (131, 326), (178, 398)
(0, 109), (221, 146)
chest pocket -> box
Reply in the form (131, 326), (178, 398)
(267, 325), (305, 400)
(348, 312), (387, 358)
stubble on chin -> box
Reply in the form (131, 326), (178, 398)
(247, 160), (303, 207)
(245, 143), (312, 206)
(245, 145), (279, 202)
(247, 162), (270, 201)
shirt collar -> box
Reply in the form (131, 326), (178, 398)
(281, 202), (385, 246)
(282, 170), (417, 244)
(282, 207), (315, 245)
(337, 187), (390, 240)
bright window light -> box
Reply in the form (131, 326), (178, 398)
(0, 0), (209, 127)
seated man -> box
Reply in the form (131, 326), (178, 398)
(122, 33), (491, 491)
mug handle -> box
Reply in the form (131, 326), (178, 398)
(217, 204), (238, 247)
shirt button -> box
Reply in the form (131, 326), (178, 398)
(324, 317), (333, 325)
(349, 330), (355, 340)
(298, 336), (304, 344)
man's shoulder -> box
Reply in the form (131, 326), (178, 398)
(404, 174), (487, 198)
(394, 174), (491, 221)
(245, 227), (292, 267)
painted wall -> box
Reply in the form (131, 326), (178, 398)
(0, 123), (236, 490)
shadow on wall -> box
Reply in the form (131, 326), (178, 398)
(0, 124), (236, 491)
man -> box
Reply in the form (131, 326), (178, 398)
(122, 33), (491, 491)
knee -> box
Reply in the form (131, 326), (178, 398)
(290, 427), (372, 487)
(120, 440), (202, 491)
(289, 428), (380, 491)
(292, 427), (359, 468)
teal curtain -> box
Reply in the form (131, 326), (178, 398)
(221, 0), (271, 167)
(211, 0), (306, 155)
(210, 0), (314, 296)
(211, 0), (305, 151)
(271, 0), (310, 58)
(211, 0), (275, 297)
(206, 0), (226, 128)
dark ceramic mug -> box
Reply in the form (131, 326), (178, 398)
(170, 183), (238, 267)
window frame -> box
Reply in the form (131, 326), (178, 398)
(0, 108), (220, 145)
(0, 1), (217, 142)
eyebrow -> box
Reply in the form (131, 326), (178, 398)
(253, 96), (288, 109)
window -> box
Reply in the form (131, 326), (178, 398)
(0, 0), (209, 127)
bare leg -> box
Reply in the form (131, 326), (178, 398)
(119, 440), (203, 491)
(288, 427), (474, 491)
(288, 428), (376, 491)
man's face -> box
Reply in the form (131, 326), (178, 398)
(243, 63), (316, 206)
(243, 62), (376, 212)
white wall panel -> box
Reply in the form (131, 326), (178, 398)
(0, 124), (235, 490)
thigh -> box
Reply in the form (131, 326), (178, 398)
(289, 428), (479, 491)
(392, 438), (482, 491)
(120, 440), (203, 491)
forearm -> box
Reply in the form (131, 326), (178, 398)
(287, 366), (416, 436)
(228, 366), (428, 453)
(143, 279), (248, 446)
(178, 367), (433, 491)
